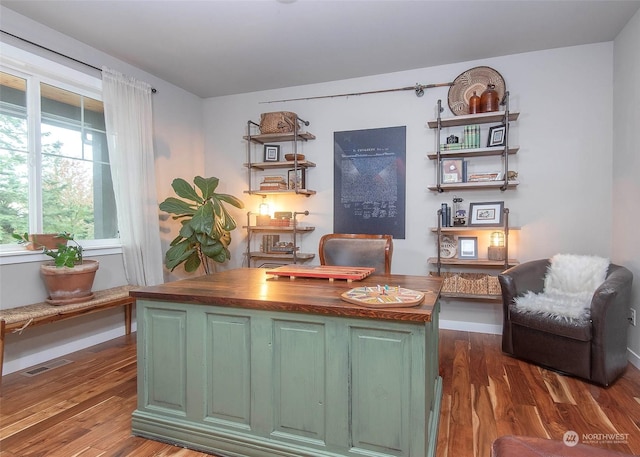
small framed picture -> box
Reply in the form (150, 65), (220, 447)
(457, 237), (478, 259)
(442, 159), (464, 183)
(287, 168), (306, 190)
(469, 201), (504, 227)
(264, 144), (280, 162)
(487, 125), (506, 147)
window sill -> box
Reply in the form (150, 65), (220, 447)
(0, 242), (123, 266)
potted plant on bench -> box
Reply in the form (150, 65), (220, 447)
(39, 232), (99, 305)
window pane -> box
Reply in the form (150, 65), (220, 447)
(0, 71), (29, 244)
(40, 83), (117, 240)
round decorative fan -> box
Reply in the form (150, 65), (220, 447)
(448, 66), (506, 116)
(439, 235), (457, 259)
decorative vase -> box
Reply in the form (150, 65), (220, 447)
(468, 91), (480, 114)
(40, 260), (99, 305)
(480, 84), (500, 112)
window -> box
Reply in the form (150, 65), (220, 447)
(0, 59), (117, 246)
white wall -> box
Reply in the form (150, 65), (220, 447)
(613, 8), (640, 365)
(204, 43), (615, 333)
(2, 5), (638, 375)
(0, 6), (205, 374)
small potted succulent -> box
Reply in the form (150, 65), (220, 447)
(39, 232), (99, 305)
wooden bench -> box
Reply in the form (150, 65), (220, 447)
(0, 285), (135, 378)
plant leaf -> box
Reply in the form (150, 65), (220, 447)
(184, 252), (202, 272)
(194, 176), (219, 201)
(171, 178), (203, 204)
(189, 201), (215, 235)
(165, 240), (195, 270)
(201, 239), (224, 257)
(160, 197), (196, 216)
(216, 193), (244, 209)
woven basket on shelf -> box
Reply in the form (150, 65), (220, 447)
(432, 272), (501, 296)
(259, 112), (298, 134)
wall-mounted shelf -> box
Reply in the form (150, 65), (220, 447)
(244, 189), (317, 196)
(426, 146), (519, 160)
(426, 110), (519, 129)
(431, 207), (518, 301)
(244, 117), (316, 196)
(244, 160), (316, 170)
(243, 132), (316, 144)
(427, 95), (519, 192)
(427, 181), (519, 192)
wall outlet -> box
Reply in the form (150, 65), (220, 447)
(630, 308), (637, 327)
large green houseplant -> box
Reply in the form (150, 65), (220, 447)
(160, 176), (244, 274)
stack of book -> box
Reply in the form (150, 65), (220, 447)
(260, 176), (287, 191)
(440, 125), (480, 150)
(462, 125), (480, 148)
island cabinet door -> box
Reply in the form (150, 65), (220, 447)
(135, 301), (188, 417)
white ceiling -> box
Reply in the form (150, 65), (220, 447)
(2, 0), (639, 98)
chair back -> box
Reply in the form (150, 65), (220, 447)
(319, 233), (393, 274)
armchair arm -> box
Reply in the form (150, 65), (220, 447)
(498, 259), (550, 354)
(498, 259), (550, 301)
(589, 264), (633, 386)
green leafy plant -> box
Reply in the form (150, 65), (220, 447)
(159, 176), (244, 274)
(42, 232), (83, 268)
(11, 232), (30, 244)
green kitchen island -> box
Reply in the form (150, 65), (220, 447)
(130, 268), (443, 457)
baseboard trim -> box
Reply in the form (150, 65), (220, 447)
(628, 347), (640, 370)
(439, 320), (502, 335)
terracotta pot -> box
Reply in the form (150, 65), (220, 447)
(27, 234), (67, 251)
(40, 260), (99, 305)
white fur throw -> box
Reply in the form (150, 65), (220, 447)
(515, 254), (609, 320)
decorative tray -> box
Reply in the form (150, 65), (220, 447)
(340, 285), (425, 308)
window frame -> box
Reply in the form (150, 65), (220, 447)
(0, 43), (121, 262)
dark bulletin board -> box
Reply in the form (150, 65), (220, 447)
(333, 126), (406, 239)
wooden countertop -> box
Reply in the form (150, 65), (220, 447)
(131, 268), (442, 323)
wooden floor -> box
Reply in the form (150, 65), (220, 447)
(1, 330), (639, 457)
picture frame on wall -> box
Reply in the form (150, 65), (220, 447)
(264, 144), (280, 162)
(487, 125), (506, 147)
(288, 168), (306, 190)
(457, 237), (478, 259)
(468, 201), (504, 227)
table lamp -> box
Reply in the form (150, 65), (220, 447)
(256, 197), (271, 226)
(488, 231), (506, 261)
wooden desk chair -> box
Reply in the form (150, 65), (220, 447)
(318, 233), (393, 274)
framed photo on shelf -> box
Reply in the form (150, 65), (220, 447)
(457, 237), (478, 259)
(287, 168), (306, 190)
(442, 159), (464, 183)
(487, 125), (506, 147)
(264, 144), (280, 162)
(468, 201), (504, 227)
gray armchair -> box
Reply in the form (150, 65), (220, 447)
(319, 234), (393, 274)
(498, 259), (633, 387)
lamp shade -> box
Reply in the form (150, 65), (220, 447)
(488, 231), (506, 261)
(490, 231), (505, 247)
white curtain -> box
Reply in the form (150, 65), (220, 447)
(102, 67), (164, 286)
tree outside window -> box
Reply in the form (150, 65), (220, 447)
(0, 70), (117, 245)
